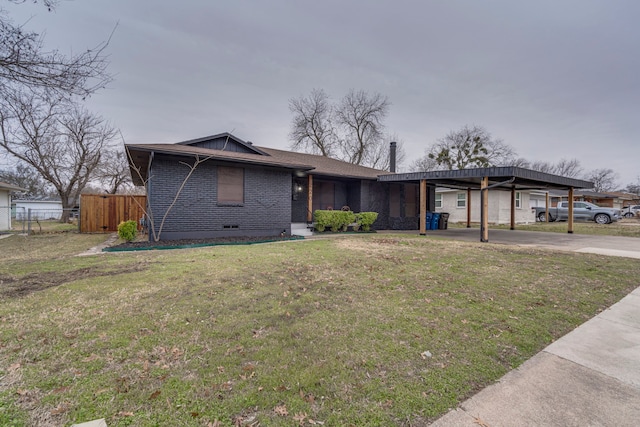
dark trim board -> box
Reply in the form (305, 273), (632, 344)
(378, 167), (593, 191)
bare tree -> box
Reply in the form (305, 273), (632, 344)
(584, 168), (619, 192)
(1, 1), (112, 98)
(126, 148), (215, 242)
(626, 177), (640, 197)
(506, 157), (533, 169)
(95, 148), (132, 194)
(288, 89), (396, 169)
(525, 158), (583, 178)
(0, 91), (117, 221)
(417, 125), (514, 170)
(365, 133), (406, 171)
(409, 154), (439, 172)
(335, 89), (389, 166)
(553, 158), (583, 178)
(0, 162), (52, 197)
(288, 89), (337, 157)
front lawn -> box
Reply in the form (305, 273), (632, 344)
(1, 233), (639, 426)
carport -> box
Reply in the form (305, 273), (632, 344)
(378, 167), (594, 242)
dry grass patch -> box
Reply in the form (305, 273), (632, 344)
(1, 233), (639, 426)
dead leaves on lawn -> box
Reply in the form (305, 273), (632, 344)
(273, 404), (288, 416)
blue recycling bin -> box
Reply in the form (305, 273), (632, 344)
(425, 212), (433, 230)
(431, 212), (441, 230)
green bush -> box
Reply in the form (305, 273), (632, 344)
(117, 220), (138, 242)
(313, 210), (331, 232)
(314, 210), (356, 232)
(355, 212), (378, 231)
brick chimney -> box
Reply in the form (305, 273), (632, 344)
(389, 141), (397, 173)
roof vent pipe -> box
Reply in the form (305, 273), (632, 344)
(389, 141), (397, 173)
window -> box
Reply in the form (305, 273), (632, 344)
(218, 167), (244, 204)
(313, 181), (335, 210)
(456, 192), (466, 208)
(389, 184), (401, 217)
(515, 191), (521, 209)
(435, 193), (442, 209)
(404, 184), (418, 217)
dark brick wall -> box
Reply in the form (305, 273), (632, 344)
(360, 181), (436, 231)
(148, 156), (291, 240)
(360, 181), (389, 230)
(347, 181), (362, 213)
(334, 181), (348, 210)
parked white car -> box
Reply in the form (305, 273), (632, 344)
(621, 205), (640, 218)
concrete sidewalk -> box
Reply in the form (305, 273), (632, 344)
(430, 286), (640, 426)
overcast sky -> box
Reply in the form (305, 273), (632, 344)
(5, 0), (640, 186)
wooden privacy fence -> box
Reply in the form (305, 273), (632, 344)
(80, 194), (147, 233)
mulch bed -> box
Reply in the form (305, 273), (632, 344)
(105, 235), (304, 252)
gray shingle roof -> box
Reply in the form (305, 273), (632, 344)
(125, 142), (390, 185)
(257, 147), (390, 180)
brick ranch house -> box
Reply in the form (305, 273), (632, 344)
(125, 133), (435, 241)
(126, 133), (593, 242)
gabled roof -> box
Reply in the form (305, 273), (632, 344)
(125, 137), (391, 185)
(175, 132), (269, 156)
(125, 143), (314, 185)
(0, 181), (26, 192)
(258, 147), (390, 180)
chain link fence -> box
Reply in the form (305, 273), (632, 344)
(1, 207), (79, 235)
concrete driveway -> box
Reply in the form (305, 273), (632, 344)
(423, 227), (640, 426)
(425, 227), (640, 259)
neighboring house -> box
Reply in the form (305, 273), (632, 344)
(529, 190), (550, 209)
(548, 190), (632, 209)
(0, 181), (26, 231)
(14, 199), (64, 220)
(602, 191), (640, 209)
(435, 188), (536, 224)
(125, 133), (431, 240)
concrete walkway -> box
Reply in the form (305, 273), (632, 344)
(76, 233), (118, 256)
(426, 228), (640, 426)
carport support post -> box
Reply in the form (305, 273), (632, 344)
(545, 192), (550, 222)
(419, 179), (427, 235)
(480, 176), (489, 242)
(466, 188), (472, 228)
(510, 187), (516, 230)
(568, 187), (574, 234)
(307, 175), (313, 223)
